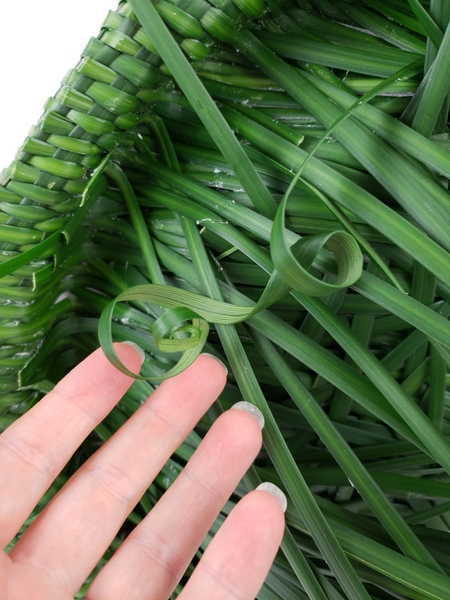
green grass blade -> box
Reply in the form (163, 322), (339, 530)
(129, 0), (278, 220)
(201, 10), (450, 252)
(332, 1), (427, 53)
(407, 0), (444, 46)
(412, 18), (450, 135)
(295, 290), (450, 474)
(247, 327), (444, 572)
(105, 162), (166, 285)
(301, 70), (450, 178)
(280, 528), (329, 600)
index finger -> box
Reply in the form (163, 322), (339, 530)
(0, 342), (143, 548)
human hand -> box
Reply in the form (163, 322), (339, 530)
(0, 343), (285, 599)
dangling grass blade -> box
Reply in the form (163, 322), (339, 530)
(62, 159), (109, 243)
(105, 162), (166, 285)
(141, 114), (181, 171)
(0, 155), (109, 278)
(0, 232), (61, 280)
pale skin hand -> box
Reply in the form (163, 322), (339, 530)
(0, 344), (285, 600)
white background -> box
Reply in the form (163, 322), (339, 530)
(0, 1), (116, 170)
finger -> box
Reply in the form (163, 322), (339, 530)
(178, 489), (286, 600)
(85, 405), (263, 600)
(9, 354), (227, 596)
(0, 342), (143, 548)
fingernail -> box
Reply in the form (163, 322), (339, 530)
(256, 482), (287, 513)
(231, 401), (265, 430)
(122, 341), (146, 366)
(201, 353), (228, 376)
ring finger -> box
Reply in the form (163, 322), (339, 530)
(85, 405), (264, 600)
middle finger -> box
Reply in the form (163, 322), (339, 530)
(9, 354), (227, 595)
(86, 405), (263, 600)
